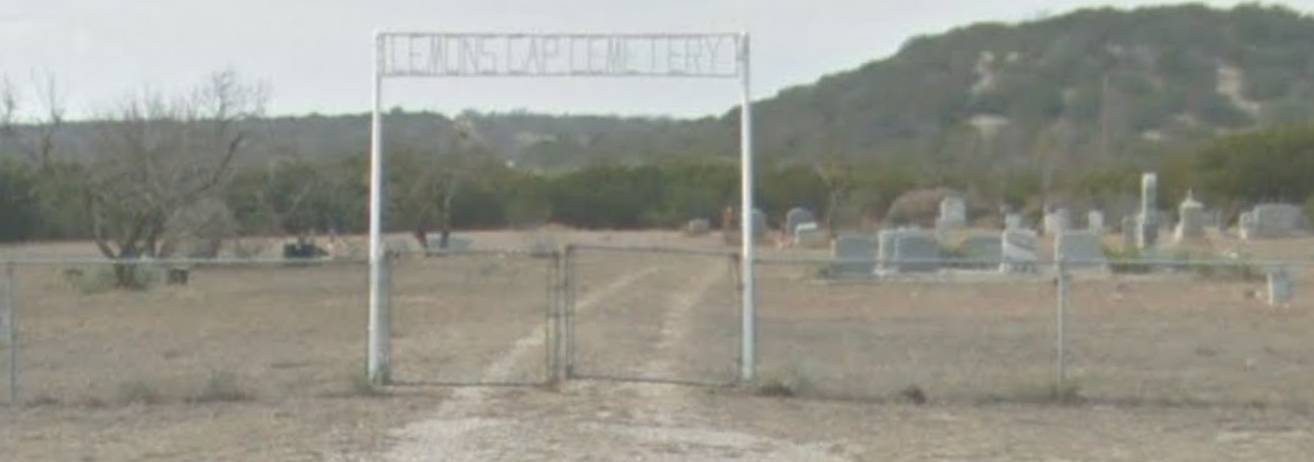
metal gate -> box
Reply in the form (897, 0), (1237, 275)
(388, 249), (561, 386)
(561, 244), (741, 386)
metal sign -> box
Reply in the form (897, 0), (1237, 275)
(378, 33), (742, 78)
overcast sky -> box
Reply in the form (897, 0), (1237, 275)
(2, 0), (1309, 119)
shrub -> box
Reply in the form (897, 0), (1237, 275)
(115, 381), (161, 405)
(191, 371), (251, 403)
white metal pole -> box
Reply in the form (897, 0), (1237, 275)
(738, 33), (756, 383)
(6, 263), (16, 405)
(367, 33), (390, 385)
(1055, 258), (1068, 393)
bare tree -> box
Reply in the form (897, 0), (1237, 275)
(398, 119), (490, 250)
(85, 70), (267, 285)
(0, 72), (66, 170)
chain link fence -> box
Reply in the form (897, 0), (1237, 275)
(1067, 259), (1314, 407)
(3, 244), (1312, 409)
(2, 258), (370, 407)
(755, 256), (1058, 402)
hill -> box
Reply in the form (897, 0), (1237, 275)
(5, 4), (1314, 172)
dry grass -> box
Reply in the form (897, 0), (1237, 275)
(3, 230), (1314, 460)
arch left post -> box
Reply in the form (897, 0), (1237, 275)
(368, 32), (391, 385)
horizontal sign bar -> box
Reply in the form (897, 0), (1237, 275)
(378, 33), (743, 78)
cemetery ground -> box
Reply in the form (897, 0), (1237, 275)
(2, 231), (1314, 460)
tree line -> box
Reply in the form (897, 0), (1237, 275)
(5, 70), (1314, 257)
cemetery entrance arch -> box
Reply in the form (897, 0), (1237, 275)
(365, 32), (757, 385)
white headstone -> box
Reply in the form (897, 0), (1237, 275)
(1087, 210), (1105, 235)
(1000, 229), (1039, 273)
(1173, 193), (1206, 242)
(1043, 208), (1070, 236)
(1004, 213), (1023, 231)
(1138, 173), (1158, 249)
(793, 222), (827, 247)
(936, 196), (967, 231)
(1239, 211), (1257, 239)
(785, 207), (817, 237)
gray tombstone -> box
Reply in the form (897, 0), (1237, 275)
(425, 233), (472, 251)
(1174, 193), (1206, 242)
(1121, 215), (1137, 250)
(831, 233), (877, 277)
(1243, 203), (1307, 239)
(793, 222), (827, 247)
(1056, 230), (1108, 272)
(1043, 208), (1070, 236)
(1000, 229), (1039, 273)
(751, 208), (768, 238)
(1087, 210), (1105, 235)
(936, 196), (967, 231)
(877, 228), (941, 273)
(1268, 269), (1294, 306)
(785, 207), (817, 237)
(1137, 173), (1159, 249)
(685, 218), (712, 236)
(958, 234), (1003, 269)
(1004, 213), (1023, 231)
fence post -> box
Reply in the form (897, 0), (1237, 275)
(5, 262), (16, 406)
(564, 245), (577, 378)
(1054, 256), (1069, 394)
(547, 250), (564, 384)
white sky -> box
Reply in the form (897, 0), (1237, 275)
(1, 0), (1309, 119)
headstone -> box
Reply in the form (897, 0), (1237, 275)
(283, 239), (327, 259)
(1087, 210), (1105, 235)
(785, 207), (817, 237)
(752, 208), (768, 238)
(831, 233), (877, 277)
(935, 196), (967, 231)
(1243, 203), (1306, 239)
(792, 222), (827, 247)
(1004, 213), (1023, 231)
(1239, 211), (1257, 239)
(957, 234), (1002, 269)
(1173, 192), (1206, 242)
(1121, 215), (1137, 250)
(1000, 229), (1039, 273)
(1137, 173), (1158, 249)
(684, 218), (711, 236)
(425, 233), (472, 251)
(877, 228), (941, 273)
(1043, 208), (1070, 236)
(1268, 269), (1294, 306)
(1056, 230), (1109, 272)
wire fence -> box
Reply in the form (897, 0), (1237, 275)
(2, 246), (1312, 408)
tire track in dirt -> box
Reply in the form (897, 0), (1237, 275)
(382, 261), (849, 461)
(584, 263), (852, 461)
(383, 267), (658, 462)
